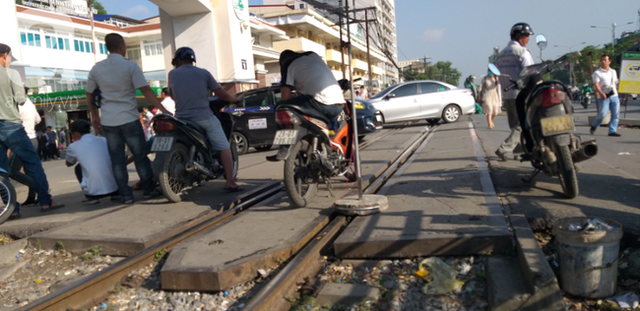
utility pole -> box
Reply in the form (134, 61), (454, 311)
(88, 0), (97, 63)
(365, 9), (373, 96)
(339, 0), (345, 79)
(612, 23), (616, 47)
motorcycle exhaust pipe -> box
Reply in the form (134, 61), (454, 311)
(572, 140), (598, 163)
(185, 161), (212, 178)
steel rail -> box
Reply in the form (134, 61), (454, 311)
(244, 125), (437, 311)
(21, 124), (428, 311)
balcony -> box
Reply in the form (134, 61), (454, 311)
(273, 37), (326, 59)
(252, 44), (280, 60)
(372, 66), (384, 75)
(325, 49), (343, 63)
(352, 58), (368, 71)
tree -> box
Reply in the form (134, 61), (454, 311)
(404, 61), (462, 85)
(87, 0), (107, 14)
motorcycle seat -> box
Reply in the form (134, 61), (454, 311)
(183, 120), (207, 136)
(277, 103), (331, 125)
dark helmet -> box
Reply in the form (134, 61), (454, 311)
(171, 47), (196, 67)
(70, 119), (91, 134)
(510, 23), (534, 39)
(279, 49), (298, 66)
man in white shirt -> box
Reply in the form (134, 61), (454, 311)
(65, 120), (119, 204)
(494, 23), (535, 161)
(160, 88), (175, 115)
(86, 33), (170, 204)
(590, 54), (621, 137)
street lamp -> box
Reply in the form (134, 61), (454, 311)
(591, 22), (634, 47)
(554, 42), (586, 86)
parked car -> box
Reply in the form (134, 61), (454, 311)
(366, 80), (475, 124)
(227, 85), (382, 155)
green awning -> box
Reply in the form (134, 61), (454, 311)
(30, 87), (162, 107)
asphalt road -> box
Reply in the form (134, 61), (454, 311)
(473, 98), (640, 241)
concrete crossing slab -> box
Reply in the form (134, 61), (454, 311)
(28, 180), (278, 256)
(334, 120), (512, 258)
(159, 125), (430, 292)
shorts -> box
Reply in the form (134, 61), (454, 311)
(193, 116), (230, 151)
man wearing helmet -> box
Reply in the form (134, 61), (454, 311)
(494, 23), (535, 161)
(169, 47), (243, 192)
(86, 33), (170, 204)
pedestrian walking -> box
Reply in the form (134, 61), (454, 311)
(65, 120), (119, 205)
(590, 54), (621, 137)
(464, 75), (482, 114)
(0, 43), (64, 219)
(494, 23), (535, 161)
(479, 66), (502, 129)
(37, 130), (48, 160)
(59, 128), (66, 148)
(86, 33), (170, 204)
(45, 126), (60, 159)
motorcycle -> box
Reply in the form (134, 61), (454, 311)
(581, 91), (591, 109)
(268, 78), (359, 208)
(0, 168), (17, 225)
(499, 34), (598, 199)
(150, 99), (238, 203)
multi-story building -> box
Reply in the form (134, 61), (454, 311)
(2, 0), (287, 131)
(264, 0), (399, 87)
(250, 5), (386, 89)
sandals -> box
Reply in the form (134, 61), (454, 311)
(41, 201), (65, 212)
(223, 186), (245, 193)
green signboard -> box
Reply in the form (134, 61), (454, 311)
(30, 87), (163, 110)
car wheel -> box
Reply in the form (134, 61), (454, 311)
(232, 132), (249, 155)
(442, 105), (461, 123)
(426, 118), (440, 125)
(254, 144), (272, 152)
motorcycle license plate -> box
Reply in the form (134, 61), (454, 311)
(150, 137), (174, 152)
(273, 130), (298, 145)
(540, 115), (574, 136)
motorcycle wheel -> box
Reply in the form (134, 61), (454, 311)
(582, 98), (589, 109)
(557, 145), (579, 199)
(158, 143), (190, 203)
(284, 140), (318, 208)
(11, 172), (36, 206)
(0, 175), (17, 225)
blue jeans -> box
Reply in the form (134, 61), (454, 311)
(103, 120), (155, 199)
(0, 121), (52, 206)
(591, 95), (620, 134)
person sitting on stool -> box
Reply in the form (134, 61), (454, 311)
(65, 120), (119, 204)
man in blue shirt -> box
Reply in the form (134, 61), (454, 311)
(168, 47), (243, 192)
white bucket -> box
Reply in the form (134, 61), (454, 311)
(553, 217), (623, 299)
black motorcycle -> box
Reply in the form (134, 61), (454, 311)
(500, 34), (598, 198)
(581, 91), (592, 109)
(150, 99), (238, 202)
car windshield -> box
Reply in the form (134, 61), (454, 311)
(371, 86), (396, 99)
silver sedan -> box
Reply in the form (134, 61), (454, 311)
(366, 80), (476, 124)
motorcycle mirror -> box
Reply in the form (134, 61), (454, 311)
(488, 63), (501, 76)
(536, 34), (548, 50)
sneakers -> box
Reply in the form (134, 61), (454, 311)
(82, 198), (99, 205)
(143, 189), (163, 200)
(608, 132), (621, 137)
(495, 149), (508, 161)
(122, 197), (134, 204)
(590, 126), (596, 135)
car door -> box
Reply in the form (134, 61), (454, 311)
(235, 91), (274, 146)
(418, 82), (445, 118)
(382, 83), (420, 122)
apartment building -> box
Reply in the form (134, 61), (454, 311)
(251, 5), (386, 88)
(264, 0), (399, 87)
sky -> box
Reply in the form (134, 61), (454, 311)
(101, 0), (640, 85)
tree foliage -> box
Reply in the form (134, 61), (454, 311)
(404, 61), (462, 86)
(87, 0), (107, 14)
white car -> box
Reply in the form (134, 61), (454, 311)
(366, 80), (476, 124)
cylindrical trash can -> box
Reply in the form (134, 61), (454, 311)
(553, 217), (623, 299)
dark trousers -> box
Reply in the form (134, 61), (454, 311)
(74, 164), (119, 200)
(47, 144), (60, 159)
(277, 95), (344, 129)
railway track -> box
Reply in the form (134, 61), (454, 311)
(19, 123), (435, 311)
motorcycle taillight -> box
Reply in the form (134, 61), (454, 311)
(539, 88), (566, 108)
(154, 119), (176, 132)
(276, 111), (300, 128)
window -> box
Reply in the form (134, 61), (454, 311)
(44, 34), (69, 50)
(143, 39), (163, 56)
(64, 39), (70, 50)
(391, 84), (418, 97)
(242, 92), (270, 107)
(20, 31), (41, 47)
(99, 43), (108, 55)
(126, 46), (141, 61)
(419, 83), (438, 94)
